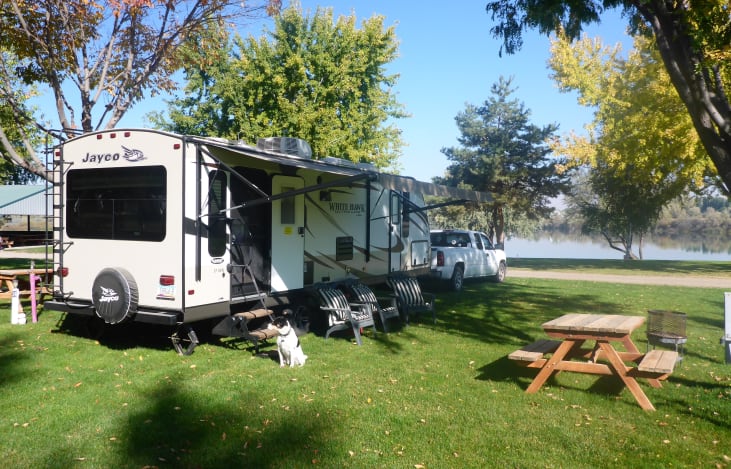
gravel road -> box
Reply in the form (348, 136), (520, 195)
(509, 268), (730, 289)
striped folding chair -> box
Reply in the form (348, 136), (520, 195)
(315, 284), (376, 345)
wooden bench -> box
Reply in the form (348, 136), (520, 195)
(637, 349), (679, 375)
(509, 339), (562, 363)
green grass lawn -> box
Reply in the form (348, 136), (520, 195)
(1, 258), (730, 468)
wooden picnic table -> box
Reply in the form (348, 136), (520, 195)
(510, 313), (678, 411)
(0, 268), (53, 311)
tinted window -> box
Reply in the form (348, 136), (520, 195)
(67, 166), (166, 241)
(430, 232), (471, 247)
(208, 170), (227, 257)
(480, 234), (494, 250)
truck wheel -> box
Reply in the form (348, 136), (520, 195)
(92, 267), (139, 324)
(492, 262), (507, 283)
(451, 265), (464, 291)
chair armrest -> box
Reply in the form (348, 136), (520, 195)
(320, 306), (350, 313)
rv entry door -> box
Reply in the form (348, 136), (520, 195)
(270, 175), (305, 292)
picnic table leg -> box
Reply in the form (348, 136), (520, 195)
(598, 342), (655, 411)
(526, 339), (583, 394)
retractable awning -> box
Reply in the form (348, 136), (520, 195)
(196, 137), (492, 204)
(376, 174), (491, 203)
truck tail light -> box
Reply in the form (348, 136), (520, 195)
(437, 251), (444, 267)
(57, 267), (69, 277)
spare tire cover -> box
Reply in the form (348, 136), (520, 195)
(92, 268), (139, 324)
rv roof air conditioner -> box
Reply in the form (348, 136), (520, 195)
(257, 137), (312, 159)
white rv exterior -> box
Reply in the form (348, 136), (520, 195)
(45, 129), (491, 343)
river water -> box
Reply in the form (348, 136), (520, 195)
(507, 236), (731, 261)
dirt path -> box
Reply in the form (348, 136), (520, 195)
(509, 268), (730, 289)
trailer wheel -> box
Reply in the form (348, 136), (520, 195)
(92, 268), (139, 324)
(171, 325), (199, 355)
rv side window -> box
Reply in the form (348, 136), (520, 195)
(208, 171), (227, 257)
(280, 186), (295, 225)
(390, 193), (400, 225)
(66, 166), (166, 241)
(402, 191), (410, 237)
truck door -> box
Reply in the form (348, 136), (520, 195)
(479, 232), (499, 275)
(270, 175), (305, 292)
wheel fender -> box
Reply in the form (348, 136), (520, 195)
(92, 267), (139, 324)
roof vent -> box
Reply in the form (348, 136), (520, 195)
(323, 156), (358, 168)
(257, 137), (312, 158)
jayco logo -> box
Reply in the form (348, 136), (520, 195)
(98, 286), (119, 303)
(82, 146), (146, 164)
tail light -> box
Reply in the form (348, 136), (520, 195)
(159, 275), (175, 286)
(437, 251), (444, 267)
(56, 267), (69, 277)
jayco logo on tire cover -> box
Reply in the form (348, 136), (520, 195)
(99, 286), (119, 303)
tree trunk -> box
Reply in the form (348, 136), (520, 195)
(492, 204), (506, 245)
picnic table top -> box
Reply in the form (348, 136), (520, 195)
(542, 313), (645, 336)
(0, 268), (53, 277)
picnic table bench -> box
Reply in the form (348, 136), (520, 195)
(0, 268), (53, 309)
(508, 313), (679, 411)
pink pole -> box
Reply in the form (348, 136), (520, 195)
(30, 271), (38, 323)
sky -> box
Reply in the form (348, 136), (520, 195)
(113, 1), (633, 183)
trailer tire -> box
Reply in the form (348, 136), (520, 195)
(92, 267), (139, 324)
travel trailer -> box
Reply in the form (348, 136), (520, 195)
(44, 129), (489, 353)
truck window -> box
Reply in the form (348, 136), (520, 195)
(480, 234), (494, 250)
(474, 234), (483, 250)
(66, 166), (166, 241)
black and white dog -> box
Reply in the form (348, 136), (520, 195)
(267, 315), (308, 367)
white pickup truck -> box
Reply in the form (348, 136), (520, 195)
(429, 229), (507, 291)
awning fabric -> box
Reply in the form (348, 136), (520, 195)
(197, 137), (491, 203)
(376, 174), (491, 203)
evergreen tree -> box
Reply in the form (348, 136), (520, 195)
(436, 76), (570, 244)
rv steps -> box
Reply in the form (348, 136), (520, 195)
(233, 308), (274, 321)
(212, 308), (278, 353)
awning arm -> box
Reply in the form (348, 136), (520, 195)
(198, 145), (268, 198)
(411, 199), (473, 213)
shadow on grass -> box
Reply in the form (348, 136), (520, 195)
(0, 332), (30, 389)
(116, 383), (327, 467)
(53, 314), (190, 353)
(434, 279), (629, 346)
